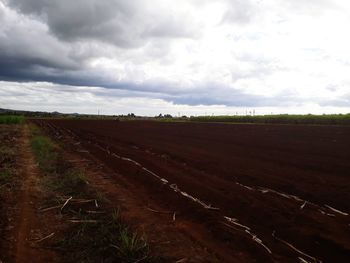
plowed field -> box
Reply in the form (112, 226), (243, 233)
(32, 119), (350, 262)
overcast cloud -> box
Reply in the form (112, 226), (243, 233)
(0, 0), (349, 115)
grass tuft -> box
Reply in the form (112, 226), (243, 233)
(116, 227), (149, 261)
(29, 124), (156, 262)
(45, 169), (87, 195)
(56, 209), (151, 263)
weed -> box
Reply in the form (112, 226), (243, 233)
(0, 115), (24, 124)
(31, 135), (58, 173)
(116, 227), (149, 261)
(0, 169), (12, 184)
(56, 208), (151, 263)
(95, 191), (110, 204)
(45, 169), (87, 196)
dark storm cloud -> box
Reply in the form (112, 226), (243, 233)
(1, 0), (269, 108)
(0, 0), (214, 105)
(1, 0), (273, 107)
(6, 0), (197, 48)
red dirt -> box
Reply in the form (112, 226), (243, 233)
(1, 125), (60, 263)
(33, 119), (350, 262)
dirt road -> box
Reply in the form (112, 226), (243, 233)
(1, 125), (59, 263)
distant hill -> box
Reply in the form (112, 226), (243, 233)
(0, 108), (68, 117)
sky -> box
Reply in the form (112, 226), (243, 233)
(0, 0), (350, 116)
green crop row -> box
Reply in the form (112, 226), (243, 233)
(189, 114), (350, 125)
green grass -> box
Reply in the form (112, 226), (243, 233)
(57, 210), (152, 263)
(45, 169), (87, 195)
(31, 135), (58, 174)
(30, 132), (88, 196)
(189, 114), (350, 125)
(117, 227), (149, 261)
(30, 125), (156, 263)
(0, 115), (24, 124)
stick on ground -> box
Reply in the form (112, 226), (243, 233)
(61, 196), (72, 211)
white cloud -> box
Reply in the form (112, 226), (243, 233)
(0, 0), (350, 114)
(1, 81), (349, 116)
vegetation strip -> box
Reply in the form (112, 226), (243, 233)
(0, 115), (24, 124)
(30, 124), (155, 263)
(0, 124), (21, 261)
(189, 114), (350, 125)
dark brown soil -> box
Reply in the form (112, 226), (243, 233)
(33, 119), (350, 262)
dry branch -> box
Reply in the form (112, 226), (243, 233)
(34, 232), (55, 243)
(61, 196), (72, 211)
(70, 199), (96, 204)
(224, 216), (251, 231)
(248, 231), (272, 254)
(272, 231), (320, 262)
(318, 209), (335, 217)
(298, 257), (311, 263)
(69, 220), (100, 223)
(222, 222), (272, 254)
(39, 205), (61, 212)
(133, 255), (148, 263)
(86, 210), (106, 214)
(324, 205), (348, 216)
(146, 207), (172, 214)
(300, 201), (307, 210)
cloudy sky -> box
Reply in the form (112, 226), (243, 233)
(0, 0), (349, 115)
